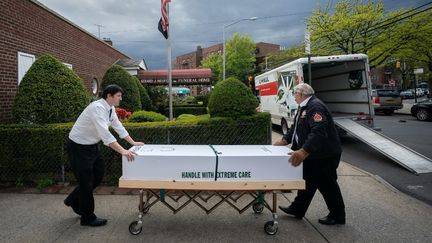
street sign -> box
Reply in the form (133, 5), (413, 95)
(305, 30), (310, 54)
(414, 68), (424, 74)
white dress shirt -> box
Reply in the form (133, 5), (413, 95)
(292, 96), (312, 145)
(69, 99), (129, 146)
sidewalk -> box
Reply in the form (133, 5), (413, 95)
(0, 134), (431, 242)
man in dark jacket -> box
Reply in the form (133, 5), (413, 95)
(274, 83), (345, 225)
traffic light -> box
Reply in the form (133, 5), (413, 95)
(396, 60), (401, 69)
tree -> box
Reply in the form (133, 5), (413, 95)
(200, 33), (256, 84)
(225, 33), (256, 82)
(13, 54), (90, 124)
(306, 0), (432, 67)
(392, 11), (432, 83)
(200, 53), (222, 84)
(101, 65), (141, 112)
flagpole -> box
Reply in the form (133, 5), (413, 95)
(167, 4), (173, 121)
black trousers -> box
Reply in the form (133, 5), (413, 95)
(65, 140), (105, 222)
(290, 155), (345, 219)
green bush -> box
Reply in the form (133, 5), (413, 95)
(101, 65), (141, 111)
(177, 114), (198, 120)
(146, 86), (168, 113)
(208, 77), (258, 118)
(134, 77), (152, 110)
(13, 54), (90, 124)
(164, 106), (207, 118)
(128, 110), (167, 122)
(0, 112), (271, 184)
(196, 94), (210, 106)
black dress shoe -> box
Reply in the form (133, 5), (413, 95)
(318, 216), (345, 225)
(80, 217), (108, 227)
(278, 206), (303, 219)
(64, 199), (81, 215)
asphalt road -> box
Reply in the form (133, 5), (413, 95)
(340, 113), (432, 206)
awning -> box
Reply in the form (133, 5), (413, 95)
(137, 68), (212, 85)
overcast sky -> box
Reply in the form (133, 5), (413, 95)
(38, 0), (425, 70)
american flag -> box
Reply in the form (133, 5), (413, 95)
(158, 0), (171, 39)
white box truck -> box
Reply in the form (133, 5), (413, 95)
(255, 54), (432, 175)
(255, 54), (374, 134)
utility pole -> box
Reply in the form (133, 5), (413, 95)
(94, 24), (104, 39)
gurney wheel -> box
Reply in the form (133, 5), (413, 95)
(252, 202), (264, 214)
(129, 221), (143, 235)
(264, 221), (278, 235)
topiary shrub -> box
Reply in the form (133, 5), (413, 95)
(101, 65), (141, 111)
(128, 110), (167, 122)
(13, 54), (90, 124)
(146, 85), (168, 113)
(133, 77), (152, 110)
(207, 77), (258, 118)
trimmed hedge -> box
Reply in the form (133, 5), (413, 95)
(101, 65), (141, 111)
(128, 110), (167, 122)
(208, 77), (258, 118)
(13, 54), (90, 124)
(164, 106), (207, 118)
(0, 113), (270, 184)
(134, 77), (152, 110)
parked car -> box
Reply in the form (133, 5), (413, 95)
(371, 89), (403, 115)
(400, 90), (414, 99)
(411, 99), (432, 121)
(415, 88), (425, 97)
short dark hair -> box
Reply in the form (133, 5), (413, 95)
(102, 84), (123, 99)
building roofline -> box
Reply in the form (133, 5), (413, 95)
(30, 0), (130, 58)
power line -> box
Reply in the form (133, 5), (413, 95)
(365, 4), (432, 34)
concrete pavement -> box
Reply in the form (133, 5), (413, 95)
(0, 132), (431, 242)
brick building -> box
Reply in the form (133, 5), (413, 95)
(0, 0), (132, 122)
(174, 42), (280, 70)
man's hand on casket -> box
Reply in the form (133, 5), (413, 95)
(122, 149), (138, 162)
(273, 139), (288, 146)
(133, 141), (145, 146)
(289, 148), (309, 167)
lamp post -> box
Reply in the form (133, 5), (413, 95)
(223, 17), (257, 80)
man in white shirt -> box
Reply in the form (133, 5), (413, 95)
(65, 84), (144, 227)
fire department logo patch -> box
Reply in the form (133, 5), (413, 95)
(313, 112), (323, 122)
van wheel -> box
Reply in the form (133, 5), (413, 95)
(281, 119), (289, 135)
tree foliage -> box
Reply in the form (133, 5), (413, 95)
(200, 53), (222, 84)
(133, 77), (152, 110)
(226, 33), (256, 82)
(306, 0), (432, 69)
(101, 65), (141, 112)
(13, 54), (90, 124)
(200, 33), (256, 84)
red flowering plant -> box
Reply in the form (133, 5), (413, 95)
(115, 107), (132, 121)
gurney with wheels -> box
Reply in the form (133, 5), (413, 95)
(119, 145), (305, 236)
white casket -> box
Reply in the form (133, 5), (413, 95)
(122, 145), (216, 181)
(212, 145), (302, 181)
(120, 145), (305, 190)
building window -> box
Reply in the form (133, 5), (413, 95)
(17, 52), (36, 85)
